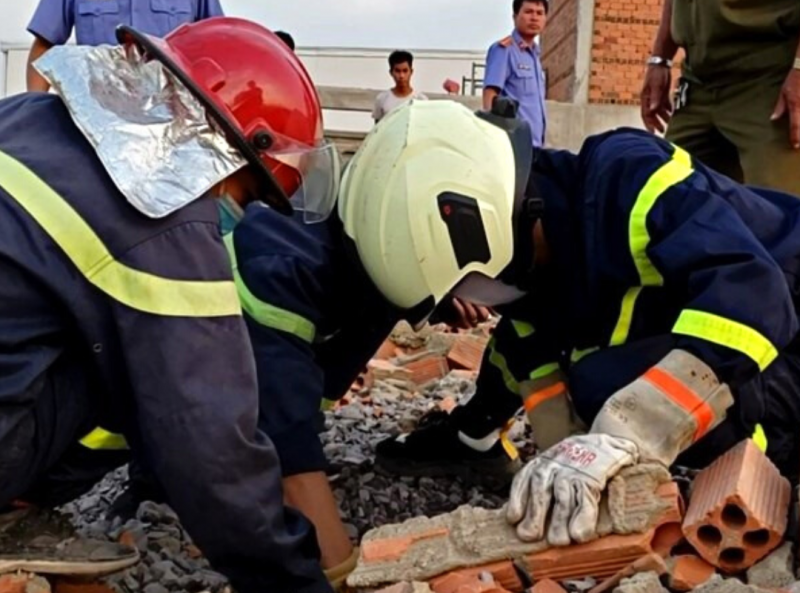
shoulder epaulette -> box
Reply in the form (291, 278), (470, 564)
(498, 35), (513, 48)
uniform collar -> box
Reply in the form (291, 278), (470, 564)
(513, 29), (538, 51)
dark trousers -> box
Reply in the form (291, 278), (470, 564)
(461, 335), (800, 479)
(0, 353), (129, 510)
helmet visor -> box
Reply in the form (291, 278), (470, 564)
(270, 137), (342, 223)
(451, 272), (527, 307)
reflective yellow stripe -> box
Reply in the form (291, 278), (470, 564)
(0, 151), (240, 318)
(673, 309), (778, 371)
(79, 427), (129, 450)
(529, 362), (559, 380)
(571, 346), (599, 364)
(320, 398), (336, 411)
(223, 234), (316, 343)
(629, 146), (693, 287)
(511, 320), (535, 338)
(487, 338), (520, 395)
(609, 287), (643, 346)
(752, 424), (767, 453)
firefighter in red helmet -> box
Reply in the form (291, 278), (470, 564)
(0, 17), (338, 593)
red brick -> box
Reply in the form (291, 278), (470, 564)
(446, 335), (487, 372)
(587, 553), (666, 593)
(0, 574), (50, 593)
(403, 354), (450, 386)
(431, 572), (510, 593)
(366, 359), (412, 383)
(669, 555), (715, 591)
(532, 578), (568, 593)
(362, 527), (450, 564)
(375, 340), (398, 360)
(525, 530), (654, 581)
(651, 522), (686, 558)
(682, 440), (790, 572)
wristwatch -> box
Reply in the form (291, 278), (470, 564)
(647, 56), (673, 68)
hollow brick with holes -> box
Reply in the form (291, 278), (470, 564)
(682, 440), (790, 572)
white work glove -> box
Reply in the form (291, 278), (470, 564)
(507, 349), (734, 546)
(507, 433), (638, 545)
(520, 368), (587, 451)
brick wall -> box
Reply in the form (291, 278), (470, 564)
(540, 0), (579, 102)
(589, 0), (662, 104)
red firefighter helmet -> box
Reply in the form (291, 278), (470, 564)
(117, 17), (340, 219)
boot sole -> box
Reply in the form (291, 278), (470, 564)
(0, 552), (140, 577)
(374, 454), (521, 489)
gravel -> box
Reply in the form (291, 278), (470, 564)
(57, 361), (531, 592)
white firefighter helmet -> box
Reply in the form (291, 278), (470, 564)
(338, 99), (534, 320)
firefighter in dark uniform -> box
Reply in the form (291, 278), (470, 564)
(358, 101), (800, 547)
(0, 17), (343, 593)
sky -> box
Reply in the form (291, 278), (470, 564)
(1, 0), (515, 50)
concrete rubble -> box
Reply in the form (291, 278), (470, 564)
(3, 320), (797, 593)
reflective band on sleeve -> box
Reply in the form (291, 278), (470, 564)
(511, 319), (535, 338)
(752, 423), (767, 453)
(672, 309), (778, 371)
(487, 338), (520, 395)
(530, 362), (560, 380)
(523, 381), (567, 412)
(609, 287), (643, 347)
(223, 234), (317, 343)
(642, 367), (714, 441)
(570, 346), (599, 364)
(79, 427), (129, 450)
(629, 146), (694, 287)
(0, 151), (240, 318)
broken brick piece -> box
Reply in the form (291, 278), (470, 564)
(428, 562), (521, 593)
(651, 523), (686, 558)
(668, 555), (715, 591)
(403, 354), (450, 386)
(532, 579), (568, 593)
(0, 574), (50, 593)
(367, 360), (413, 384)
(446, 335), (488, 371)
(430, 572), (508, 593)
(682, 440), (790, 572)
(588, 553), (667, 593)
(524, 530), (655, 582)
(375, 340), (399, 360)
(362, 528), (450, 564)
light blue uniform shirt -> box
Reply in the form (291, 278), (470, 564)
(27, 0), (224, 46)
(484, 29), (547, 147)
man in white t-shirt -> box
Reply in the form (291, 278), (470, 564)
(372, 50), (428, 122)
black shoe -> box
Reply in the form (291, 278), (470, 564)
(0, 507), (139, 576)
(374, 410), (521, 486)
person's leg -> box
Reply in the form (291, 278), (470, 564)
(715, 74), (800, 197)
(0, 352), (136, 575)
(666, 83), (745, 183)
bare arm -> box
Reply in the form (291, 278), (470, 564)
(26, 36), (53, 92)
(652, 0), (678, 59)
(482, 87), (499, 111)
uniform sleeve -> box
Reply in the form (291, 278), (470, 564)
(27, 0), (74, 45)
(236, 252), (329, 477)
(589, 135), (799, 388)
(647, 172), (798, 385)
(196, 0), (224, 19)
(113, 222), (329, 593)
(483, 43), (510, 91)
(485, 290), (565, 400)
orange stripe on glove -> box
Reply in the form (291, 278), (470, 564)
(642, 367), (714, 441)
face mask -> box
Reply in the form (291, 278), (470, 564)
(217, 194), (244, 236)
